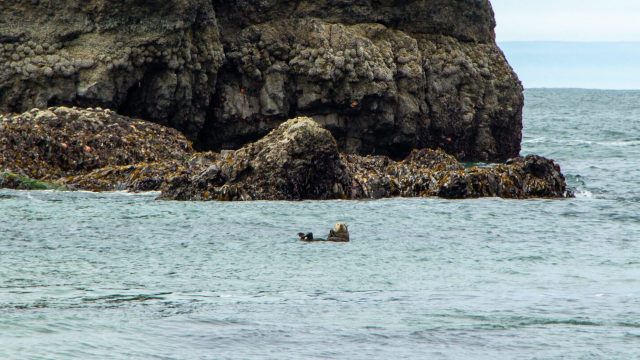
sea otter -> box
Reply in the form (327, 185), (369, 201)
(298, 223), (349, 242)
(298, 232), (320, 241)
(327, 223), (349, 242)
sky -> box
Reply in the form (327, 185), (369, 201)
(491, 0), (640, 42)
(490, 1), (640, 89)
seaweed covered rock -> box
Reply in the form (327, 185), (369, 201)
(0, 107), (192, 180)
(0, 171), (66, 191)
(161, 118), (571, 201)
(162, 117), (352, 200)
(61, 153), (218, 192)
(0, 110), (570, 199)
(342, 149), (464, 198)
(345, 151), (570, 199)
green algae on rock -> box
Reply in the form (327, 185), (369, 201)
(0, 171), (66, 191)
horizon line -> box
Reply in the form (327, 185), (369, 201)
(525, 87), (640, 91)
(498, 40), (640, 44)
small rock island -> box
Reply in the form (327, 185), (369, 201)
(0, 0), (571, 200)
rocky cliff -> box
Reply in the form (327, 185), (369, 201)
(0, 0), (223, 139)
(0, 0), (522, 162)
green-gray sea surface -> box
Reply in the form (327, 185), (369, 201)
(1, 89), (639, 359)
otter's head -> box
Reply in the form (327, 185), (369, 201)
(333, 223), (348, 234)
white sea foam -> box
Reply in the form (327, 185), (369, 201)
(596, 140), (640, 147)
(523, 137), (547, 144)
(556, 139), (640, 147)
(574, 189), (594, 198)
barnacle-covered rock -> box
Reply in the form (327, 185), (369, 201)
(0, 107), (192, 180)
(0, 0), (223, 139)
(200, 0), (522, 162)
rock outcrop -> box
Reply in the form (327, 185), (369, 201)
(60, 153), (218, 192)
(0, 107), (192, 180)
(206, 0), (522, 161)
(162, 117), (352, 200)
(0, 110), (569, 199)
(0, 0), (223, 138)
(344, 151), (569, 199)
(162, 118), (570, 201)
(1, 0), (523, 162)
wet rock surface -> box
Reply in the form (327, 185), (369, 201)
(345, 151), (569, 199)
(1, 0), (522, 162)
(60, 153), (218, 193)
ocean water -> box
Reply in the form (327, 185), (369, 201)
(1, 89), (639, 359)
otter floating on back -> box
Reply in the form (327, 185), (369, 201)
(298, 223), (349, 242)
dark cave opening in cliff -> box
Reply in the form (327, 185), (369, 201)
(117, 64), (177, 130)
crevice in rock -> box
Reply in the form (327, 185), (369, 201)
(117, 64), (177, 128)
